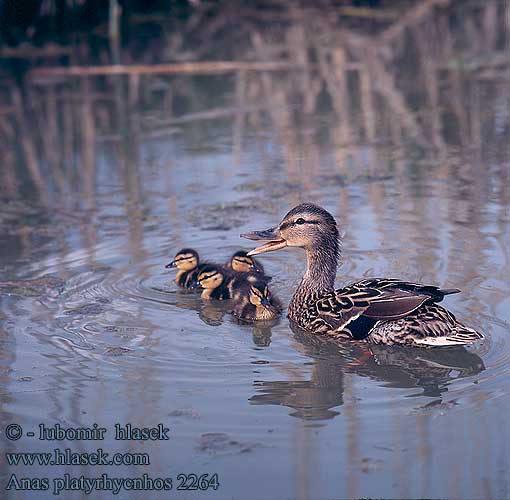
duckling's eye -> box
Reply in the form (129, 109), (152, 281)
(295, 218), (306, 225)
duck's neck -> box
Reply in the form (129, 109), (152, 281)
(290, 244), (339, 316)
(304, 245), (338, 291)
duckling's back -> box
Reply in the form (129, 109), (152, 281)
(208, 281), (232, 300)
(177, 265), (203, 288)
(231, 274), (281, 321)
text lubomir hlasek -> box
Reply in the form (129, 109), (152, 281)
(37, 423), (170, 441)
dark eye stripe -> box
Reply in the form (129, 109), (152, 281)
(234, 257), (252, 264)
(200, 272), (218, 281)
(280, 219), (320, 230)
(175, 256), (193, 262)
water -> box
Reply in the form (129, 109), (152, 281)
(1, 2), (509, 499)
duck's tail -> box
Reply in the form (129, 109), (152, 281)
(415, 324), (484, 347)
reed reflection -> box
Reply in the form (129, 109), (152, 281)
(0, 325), (17, 486)
(0, 0), (508, 205)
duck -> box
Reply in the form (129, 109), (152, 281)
(166, 249), (264, 289)
(192, 264), (233, 300)
(165, 248), (208, 289)
(241, 203), (483, 347)
(231, 277), (282, 321)
(192, 264), (281, 321)
(226, 250), (265, 274)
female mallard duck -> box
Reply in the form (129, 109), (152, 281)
(231, 278), (282, 321)
(166, 248), (208, 289)
(226, 250), (265, 274)
(242, 203), (483, 346)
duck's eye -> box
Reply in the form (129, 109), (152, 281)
(295, 218), (306, 225)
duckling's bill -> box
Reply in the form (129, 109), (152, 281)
(260, 296), (271, 307)
(241, 228), (287, 256)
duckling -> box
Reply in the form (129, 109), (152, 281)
(231, 278), (282, 321)
(192, 264), (232, 300)
(193, 264), (276, 312)
(242, 203), (483, 347)
(227, 250), (265, 274)
(165, 248), (207, 289)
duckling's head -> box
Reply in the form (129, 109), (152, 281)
(241, 203), (339, 256)
(166, 248), (199, 271)
(195, 265), (225, 290)
(248, 282), (272, 307)
(230, 250), (263, 273)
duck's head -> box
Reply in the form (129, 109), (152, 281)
(166, 248), (199, 271)
(248, 282), (272, 307)
(230, 250), (263, 273)
(193, 265), (225, 290)
(241, 203), (339, 256)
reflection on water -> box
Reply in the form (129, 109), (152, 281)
(251, 326), (485, 420)
(1, 1), (510, 499)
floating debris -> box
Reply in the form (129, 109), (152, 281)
(197, 432), (257, 455)
(63, 300), (109, 316)
(0, 276), (64, 297)
(168, 408), (200, 419)
(103, 346), (133, 356)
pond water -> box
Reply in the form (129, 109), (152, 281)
(1, 2), (509, 499)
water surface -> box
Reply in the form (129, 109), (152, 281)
(1, 2), (509, 499)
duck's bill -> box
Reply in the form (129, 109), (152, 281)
(241, 227), (287, 256)
(165, 260), (176, 269)
(246, 240), (287, 256)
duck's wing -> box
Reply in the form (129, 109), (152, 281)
(370, 303), (483, 346)
(354, 278), (460, 304)
(314, 278), (460, 333)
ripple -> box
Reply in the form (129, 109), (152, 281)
(12, 249), (510, 420)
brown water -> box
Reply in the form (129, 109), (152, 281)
(1, 2), (510, 499)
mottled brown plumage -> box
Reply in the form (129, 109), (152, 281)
(231, 276), (281, 321)
(193, 263), (280, 322)
(242, 203), (483, 347)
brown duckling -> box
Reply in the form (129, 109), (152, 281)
(231, 277), (282, 321)
(192, 264), (232, 300)
(226, 250), (265, 274)
(193, 265), (279, 320)
(166, 248), (208, 289)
